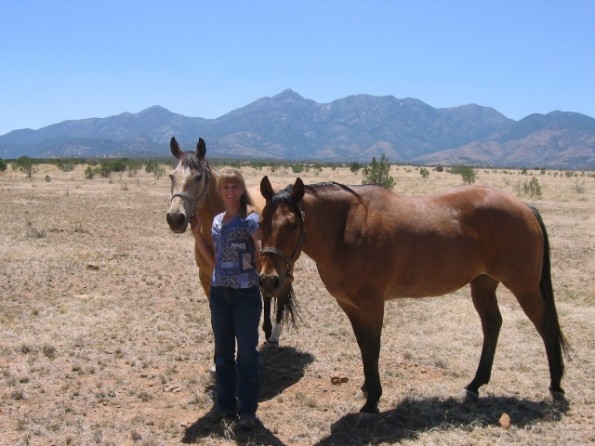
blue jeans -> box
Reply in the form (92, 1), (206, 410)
(210, 286), (262, 416)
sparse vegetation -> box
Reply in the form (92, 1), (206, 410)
(0, 162), (592, 445)
(13, 156), (37, 178)
(518, 177), (543, 198)
(449, 164), (476, 184)
(362, 153), (395, 189)
(349, 161), (361, 173)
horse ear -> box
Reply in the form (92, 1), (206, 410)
(197, 138), (207, 160)
(292, 178), (305, 202)
(170, 137), (183, 159)
(260, 176), (275, 201)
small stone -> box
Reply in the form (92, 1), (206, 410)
(499, 412), (511, 429)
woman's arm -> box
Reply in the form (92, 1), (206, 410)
(190, 216), (215, 269)
(252, 227), (263, 272)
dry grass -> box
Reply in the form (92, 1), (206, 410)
(0, 164), (593, 445)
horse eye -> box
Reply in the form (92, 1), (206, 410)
(193, 174), (203, 182)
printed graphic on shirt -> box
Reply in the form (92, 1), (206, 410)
(211, 213), (259, 289)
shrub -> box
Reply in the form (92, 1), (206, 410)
(521, 177), (542, 198)
(461, 167), (476, 184)
(362, 154), (395, 190)
(419, 167), (429, 178)
(13, 156), (37, 178)
(84, 166), (96, 179)
(0, 159), (8, 172)
(450, 164), (476, 184)
(349, 162), (361, 173)
(291, 163), (304, 174)
(145, 160), (159, 174)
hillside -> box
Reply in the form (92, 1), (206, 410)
(1, 89), (593, 169)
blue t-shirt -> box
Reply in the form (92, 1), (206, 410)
(211, 211), (260, 289)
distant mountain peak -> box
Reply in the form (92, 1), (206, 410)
(0, 91), (593, 169)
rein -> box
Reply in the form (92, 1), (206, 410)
(261, 203), (306, 272)
(170, 163), (211, 220)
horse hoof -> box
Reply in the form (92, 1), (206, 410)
(548, 389), (568, 405)
(265, 340), (279, 347)
(459, 388), (479, 402)
(359, 404), (379, 414)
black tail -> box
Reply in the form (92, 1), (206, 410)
(529, 206), (572, 366)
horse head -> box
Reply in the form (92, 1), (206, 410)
(258, 176), (306, 300)
(166, 137), (211, 233)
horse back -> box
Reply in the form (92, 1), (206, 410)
(330, 185), (544, 299)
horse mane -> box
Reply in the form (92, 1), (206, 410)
(275, 181), (364, 204)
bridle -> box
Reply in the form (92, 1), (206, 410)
(260, 203), (306, 273)
(170, 162), (211, 220)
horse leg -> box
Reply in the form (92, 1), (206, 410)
(465, 275), (502, 398)
(262, 297), (272, 341)
(513, 286), (566, 395)
(341, 301), (384, 413)
(267, 300), (284, 344)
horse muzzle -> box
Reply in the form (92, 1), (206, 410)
(259, 272), (292, 299)
(166, 210), (189, 233)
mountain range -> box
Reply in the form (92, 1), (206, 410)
(1, 89), (593, 169)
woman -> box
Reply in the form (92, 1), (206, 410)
(191, 169), (262, 431)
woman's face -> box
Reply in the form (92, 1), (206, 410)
(219, 181), (244, 206)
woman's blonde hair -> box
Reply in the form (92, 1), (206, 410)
(217, 169), (254, 216)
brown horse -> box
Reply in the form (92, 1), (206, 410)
(165, 137), (295, 342)
(258, 176), (570, 413)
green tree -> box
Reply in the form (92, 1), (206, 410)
(362, 154), (395, 189)
(13, 156), (36, 178)
(0, 159), (7, 172)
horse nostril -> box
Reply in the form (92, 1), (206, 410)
(166, 212), (185, 227)
(259, 274), (280, 291)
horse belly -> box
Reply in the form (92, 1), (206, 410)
(387, 246), (481, 299)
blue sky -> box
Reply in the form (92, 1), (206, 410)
(1, 0), (594, 136)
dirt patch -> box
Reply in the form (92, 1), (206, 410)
(1, 164), (593, 445)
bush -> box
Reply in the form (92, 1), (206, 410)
(84, 165), (96, 179)
(419, 167), (429, 178)
(0, 159), (7, 172)
(522, 177), (542, 198)
(145, 160), (159, 174)
(13, 156), (37, 178)
(450, 164), (476, 184)
(362, 154), (395, 190)
(349, 162), (361, 173)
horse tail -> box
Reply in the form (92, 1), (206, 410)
(528, 205), (572, 364)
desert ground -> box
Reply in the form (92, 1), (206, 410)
(0, 160), (593, 446)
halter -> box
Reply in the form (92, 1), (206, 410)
(170, 162), (211, 220)
(261, 203), (306, 272)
